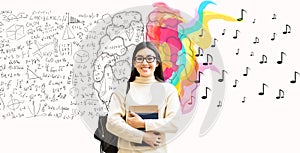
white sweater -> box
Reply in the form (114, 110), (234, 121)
(107, 76), (181, 153)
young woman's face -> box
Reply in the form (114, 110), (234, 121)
(134, 48), (159, 77)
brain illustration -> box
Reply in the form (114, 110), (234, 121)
(82, 0), (236, 136)
(92, 1), (236, 114)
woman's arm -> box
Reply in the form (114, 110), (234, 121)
(106, 91), (145, 144)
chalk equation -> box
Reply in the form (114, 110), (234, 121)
(0, 10), (123, 120)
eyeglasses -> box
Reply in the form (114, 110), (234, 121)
(134, 55), (156, 63)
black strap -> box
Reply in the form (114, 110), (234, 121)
(126, 81), (130, 95)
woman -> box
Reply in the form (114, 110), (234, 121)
(107, 41), (180, 153)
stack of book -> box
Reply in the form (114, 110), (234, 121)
(126, 105), (158, 146)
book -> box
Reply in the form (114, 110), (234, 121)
(126, 105), (158, 146)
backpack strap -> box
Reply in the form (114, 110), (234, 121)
(126, 81), (130, 95)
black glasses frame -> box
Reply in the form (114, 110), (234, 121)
(134, 55), (156, 63)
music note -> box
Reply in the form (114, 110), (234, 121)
(236, 48), (240, 55)
(201, 87), (211, 99)
(283, 24), (291, 34)
(233, 30), (240, 39)
(253, 37), (259, 44)
(276, 89), (285, 99)
(217, 101), (222, 107)
(252, 18), (256, 24)
(199, 29), (204, 37)
(250, 51), (254, 56)
(271, 33), (277, 41)
(242, 96), (246, 103)
(188, 88), (197, 105)
(222, 29), (226, 35)
(243, 67), (250, 76)
(194, 71), (203, 83)
(218, 70), (227, 82)
(237, 9), (247, 21)
(211, 38), (218, 47)
(277, 52), (286, 64)
(203, 54), (213, 65)
(259, 54), (267, 64)
(290, 71), (299, 83)
(258, 83), (268, 95)
(272, 13), (277, 19)
(233, 79), (239, 87)
(196, 47), (203, 57)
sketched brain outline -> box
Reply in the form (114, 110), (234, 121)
(93, 11), (144, 112)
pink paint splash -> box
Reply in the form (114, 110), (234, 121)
(146, 2), (226, 114)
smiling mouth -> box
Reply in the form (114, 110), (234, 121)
(141, 67), (150, 70)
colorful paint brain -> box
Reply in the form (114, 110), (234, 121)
(146, 1), (237, 114)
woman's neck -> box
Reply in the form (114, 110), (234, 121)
(134, 76), (157, 84)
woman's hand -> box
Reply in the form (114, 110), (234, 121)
(142, 131), (162, 148)
(127, 111), (145, 129)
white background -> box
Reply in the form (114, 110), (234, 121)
(1, 0), (299, 153)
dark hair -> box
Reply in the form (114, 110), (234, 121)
(128, 41), (165, 82)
